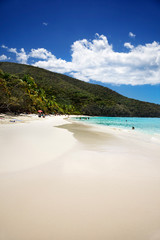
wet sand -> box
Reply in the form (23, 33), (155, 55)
(0, 116), (160, 240)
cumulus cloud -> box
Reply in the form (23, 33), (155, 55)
(29, 48), (53, 59)
(1, 45), (28, 64)
(124, 42), (134, 49)
(33, 58), (73, 74)
(129, 32), (136, 38)
(0, 54), (8, 60)
(8, 47), (28, 64)
(68, 34), (160, 85)
(1, 44), (8, 49)
(1, 34), (160, 85)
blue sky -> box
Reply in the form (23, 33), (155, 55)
(0, 0), (160, 104)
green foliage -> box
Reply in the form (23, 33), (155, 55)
(0, 62), (160, 117)
(0, 70), (61, 114)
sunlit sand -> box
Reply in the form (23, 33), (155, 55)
(0, 115), (160, 240)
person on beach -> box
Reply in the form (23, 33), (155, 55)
(38, 110), (43, 117)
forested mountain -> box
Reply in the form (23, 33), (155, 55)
(0, 62), (160, 117)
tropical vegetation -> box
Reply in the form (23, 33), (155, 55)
(0, 62), (160, 117)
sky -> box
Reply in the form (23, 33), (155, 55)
(0, 0), (160, 104)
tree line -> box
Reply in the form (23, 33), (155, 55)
(0, 62), (160, 117)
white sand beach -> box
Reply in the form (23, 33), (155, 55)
(0, 115), (160, 240)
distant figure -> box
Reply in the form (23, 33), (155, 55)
(132, 126), (135, 130)
(38, 110), (43, 117)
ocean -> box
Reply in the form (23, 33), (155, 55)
(73, 116), (160, 136)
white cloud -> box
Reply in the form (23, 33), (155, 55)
(68, 35), (160, 85)
(1, 34), (160, 85)
(0, 54), (8, 60)
(129, 32), (136, 38)
(29, 48), (53, 59)
(8, 48), (17, 54)
(124, 42), (134, 49)
(43, 22), (48, 26)
(33, 58), (73, 74)
(1, 45), (8, 49)
(8, 48), (28, 64)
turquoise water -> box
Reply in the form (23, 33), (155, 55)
(73, 117), (160, 135)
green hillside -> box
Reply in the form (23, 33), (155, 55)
(0, 61), (160, 117)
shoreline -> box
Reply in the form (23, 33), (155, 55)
(0, 115), (160, 240)
(70, 116), (160, 144)
(1, 113), (160, 143)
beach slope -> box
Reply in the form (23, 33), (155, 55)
(0, 115), (160, 240)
